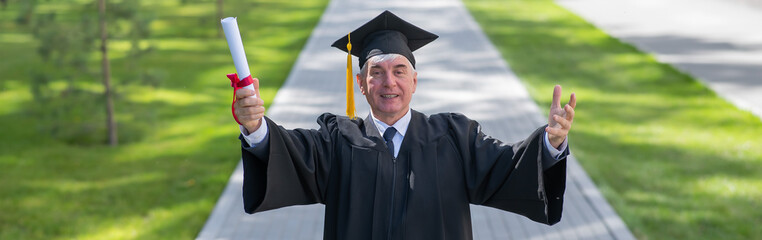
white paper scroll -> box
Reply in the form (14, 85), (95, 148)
(221, 17), (256, 95)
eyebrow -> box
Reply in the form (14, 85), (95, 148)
(369, 64), (409, 70)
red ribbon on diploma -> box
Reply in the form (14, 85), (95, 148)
(227, 73), (254, 126)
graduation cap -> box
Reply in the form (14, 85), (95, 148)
(332, 10), (439, 69)
(331, 10), (438, 118)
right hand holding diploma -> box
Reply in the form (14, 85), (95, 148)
(234, 78), (265, 133)
(221, 17), (262, 131)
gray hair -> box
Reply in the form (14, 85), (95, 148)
(358, 53), (416, 78)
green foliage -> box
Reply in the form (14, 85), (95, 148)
(19, 0), (159, 144)
(0, 0), (328, 238)
(110, 0), (158, 86)
(464, 0), (762, 239)
(13, 0), (36, 25)
(25, 2), (103, 144)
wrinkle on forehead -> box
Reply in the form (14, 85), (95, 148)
(361, 53), (415, 76)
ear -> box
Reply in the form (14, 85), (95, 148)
(355, 73), (367, 95)
(412, 71), (418, 93)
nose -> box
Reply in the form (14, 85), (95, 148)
(381, 71), (397, 88)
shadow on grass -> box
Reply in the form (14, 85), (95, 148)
(572, 129), (761, 239)
(0, 0), (329, 239)
(0, 96), (239, 237)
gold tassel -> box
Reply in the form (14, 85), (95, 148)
(346, 32), (356, 119)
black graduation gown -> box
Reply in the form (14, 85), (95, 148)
(240, 110), (567, 240)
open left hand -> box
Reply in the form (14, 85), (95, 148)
(546, 85), (576, 149)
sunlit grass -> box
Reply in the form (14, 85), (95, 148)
(0, 33), (33, 43)
(465, 0), (762, 239)
(123, 86), (215, 106)
(0, 0), (328, 239)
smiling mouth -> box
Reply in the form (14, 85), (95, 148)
(381, 94), (399, 98)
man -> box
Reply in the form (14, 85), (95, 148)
(233, 11), (576, 239)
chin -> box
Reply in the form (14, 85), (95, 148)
(373, 99), (407, 114)
(382, 107), (405, 115)
(374, 106), (400, 115)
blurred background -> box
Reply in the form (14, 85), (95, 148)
(1, 0), (760, 239)
(0, 0), (327, 238)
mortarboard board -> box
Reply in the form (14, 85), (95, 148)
(331, 10), (438, 119)
(332, 10), (439, 69)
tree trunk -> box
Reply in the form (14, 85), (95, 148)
(99, 0), (118, 146)
(18, 0), (37, 25)
(216, 0), (223, 38)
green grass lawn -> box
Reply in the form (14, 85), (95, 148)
(464, 0), (762, 239)
(0, 0), (327, 239)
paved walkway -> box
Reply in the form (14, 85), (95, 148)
(558, 0), (762, 119)
(197, 0), (634, 239)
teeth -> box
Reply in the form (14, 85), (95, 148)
(382, 94), (398, 98)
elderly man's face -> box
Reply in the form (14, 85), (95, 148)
(356, 55), (417, 123)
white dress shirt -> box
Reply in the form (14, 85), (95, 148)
(369, 109), (412, 158)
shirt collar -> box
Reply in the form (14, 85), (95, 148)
(370, 108), (411, 137)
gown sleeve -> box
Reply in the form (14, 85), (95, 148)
(239, 114), (337, 214)
(447, 113), (568, 225)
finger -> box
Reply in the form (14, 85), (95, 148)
(551, 85), (562, 108)
(238, 115), (262, 127)
(234, 97), (251, 109)
(245, 97), (264, 108)
(249, 113), (265, 121)
(236, 88), (255, 101)
(255, 97), (265, 107)
(236, 106), (265, 119)
(236, 97), (258, 107)
(245, 96), (265, 107)
(252, 78), (261, 99)
(239, 109), (265, 119)
(569, 92), (577, 109)
(250, 106), (266, 115)
(234, 103), (250, 115)
(564, 104), (575, 122)
(553, 114), (571, 130)
(545, 126), (568, 137)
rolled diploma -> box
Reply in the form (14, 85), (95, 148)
(221, 17), (256, 97)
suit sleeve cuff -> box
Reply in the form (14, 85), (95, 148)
(543, 131), (569, 159)
(240, 118), (269, 147)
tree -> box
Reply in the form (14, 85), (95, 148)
(24, 0), (155, 145)
(29, 7), (104, 145)
(110, 0), (157, 86)
(99, 0), (117, 146)
(15, 0), (36, 25)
